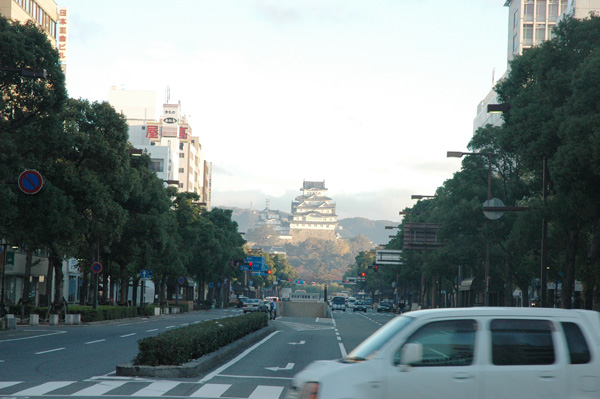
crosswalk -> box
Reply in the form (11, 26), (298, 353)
(0, 380), (285, 398)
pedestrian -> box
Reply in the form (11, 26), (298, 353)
(269, 300), (277, 320)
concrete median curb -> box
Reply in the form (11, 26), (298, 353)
(116, 324), (276, 378)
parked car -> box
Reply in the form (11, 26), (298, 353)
(376, 302), (392, 313)
(288, 307), (600, 399)
(365, 297), (373, 309)
(353, 300), (367, 312)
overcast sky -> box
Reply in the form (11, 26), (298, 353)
(58, 0), (509, 221)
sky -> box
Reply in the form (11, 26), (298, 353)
(58, 0), (509, 222)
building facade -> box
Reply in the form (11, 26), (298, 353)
(108, 87), (212, 208)
(473, 0), (598, 133)
(289, 181), (338, 240)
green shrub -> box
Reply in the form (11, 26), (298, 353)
(134, 312), (268, 366)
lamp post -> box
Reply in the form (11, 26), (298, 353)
(448, 150), (497, 306)
(411, 195), (436, 200)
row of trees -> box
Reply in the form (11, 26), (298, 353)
(0, 18), (254, 308)
(347, 15), (600, 310)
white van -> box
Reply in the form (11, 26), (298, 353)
(346, 297), (356, 309)
(288, 307), (600, 399)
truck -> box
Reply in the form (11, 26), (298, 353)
(281, 287), (292, 301)
(288, 307), (600, 399)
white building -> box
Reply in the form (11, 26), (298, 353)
(473, 0), (599, 133)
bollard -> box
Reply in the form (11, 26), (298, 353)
(4, 314), (16, 330)
(49, 314), (59, 325)
(154, 307), (160, 316)
(29, 314), (39, 325)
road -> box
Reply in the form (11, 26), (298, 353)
(0, 307), (397, 398)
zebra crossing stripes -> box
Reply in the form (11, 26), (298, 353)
(279, 321), (335, 331)
(0, 381), (285, 398)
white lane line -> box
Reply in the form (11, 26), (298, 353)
(35, 347), (65, 354)
(12, 381), (75, 395)
(0, 330), (67, 343)
(218, 374), (293, 380)
(165, 325), (176, 329)
(131, 381), (179, 396)
(120, 333), (136, 338)
(85, 339), (106, 345)
(199, 331), (280, 383)
(189, 383), (231, 398)
(339, 342), (347, 357)
(146, 328), (159, 332)
(337, 336), (341, 341)
(71, 381), (128, 396)
(0, 382), (21, 389)
(249, 385), (285, 399)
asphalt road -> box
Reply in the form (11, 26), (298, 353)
(0, 307), (397, 399)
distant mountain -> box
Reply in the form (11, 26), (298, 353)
(338, 217), (398, 245)
(220, 206), (397, 245)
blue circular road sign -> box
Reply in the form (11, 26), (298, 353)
(91, 262), (102, 274)
(18, 170), (43, 194)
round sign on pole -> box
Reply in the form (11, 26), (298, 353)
(91, 262), (103, 274)
(18, 170), (44, 194)
(483, 198), (505, 220)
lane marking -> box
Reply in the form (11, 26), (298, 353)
(85, 339), (106, 345)
(146, 328), (159, 332)
(339, 342), (347, 357)
(131, 381), (179, 397)
(35, 347), (65, 354)
(120, 333), (136, 338)
(11, 381), (75, 395)
(189, 383), (231, 398)
(71, 380), (128, 396)
(0, 382), (21, 389)
(218, 374), (293, 380)
(165, 325), (176, 329)
(0, 330), (66, 343)
(249, 385), (284, 399)
(199, 331), (280, 383)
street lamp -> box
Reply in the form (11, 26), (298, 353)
(0, 67), (47, 78)
(487, 103), (510, 113)
(448, 150), (497, 306)
(411, 195), (435, 200)
(128, 148), (143, 156)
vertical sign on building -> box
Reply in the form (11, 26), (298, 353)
(58, 8), (68, 75)
(162, 103), (179, 137)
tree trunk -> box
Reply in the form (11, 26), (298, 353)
(50, 249), (63, 305)
(131, 277), (139, 306)
(504, 257), (513, 306)
(561, 227), (579, 309)
(119, 265), (128, 305)
(587, 218), (600, 311)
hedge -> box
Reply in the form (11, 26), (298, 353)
(134, 311), (268, 366)
(30, 305), (153, 322)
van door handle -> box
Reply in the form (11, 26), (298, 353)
(539, 372), (555, 379)
(452, 373), (473, 380)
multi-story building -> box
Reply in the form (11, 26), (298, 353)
(290, 181), (338, 241)
(0, 0), (58, 45)
(108, 87), (211, 208)
(473, 0), (598, 133)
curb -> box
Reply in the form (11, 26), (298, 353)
(115, 324), (276, 378)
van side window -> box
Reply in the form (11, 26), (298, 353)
(402, 319), (476, 366)
(491, 319), (555, 365)
(561, 322), (591, 364)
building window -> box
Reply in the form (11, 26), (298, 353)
(535, 24), (546, 45)
(548, 0), (560, 22)
(524, 0), (534, 22)
(523, 25), (534, 46)
(536, 0), (547, 21)
(150, 160), (164, 173)
(179, 168), (185, 173)
(179, 143), (184, 150)
(179, 153), (185, 158)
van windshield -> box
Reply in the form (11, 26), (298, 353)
(344, 315), (415, 361)
(332, 297), (346, 304)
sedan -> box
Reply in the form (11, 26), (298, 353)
(377, 302), (392, 313)
(353, 300), (367, 312)
(243, 298), (261, 313)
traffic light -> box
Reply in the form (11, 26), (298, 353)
(248, 261), (253, 270)
(374, 265), (378, 273)
(267, 270), (272, 275)
(360, 272), (366, 277)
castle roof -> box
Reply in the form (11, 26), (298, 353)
(302, 180), (326, 190)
